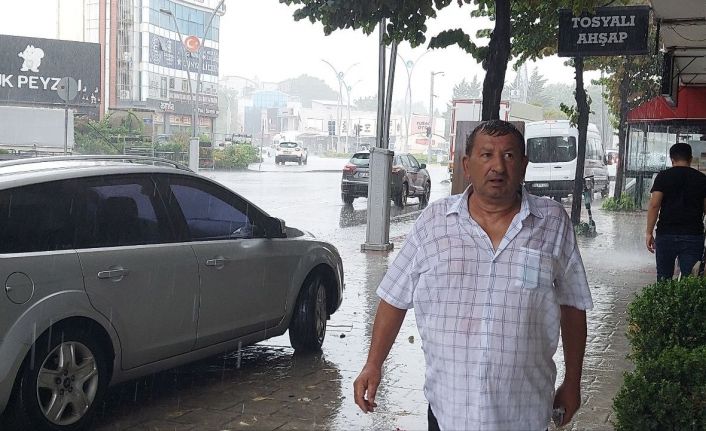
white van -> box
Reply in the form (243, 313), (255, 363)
(524, 120), (609, 200)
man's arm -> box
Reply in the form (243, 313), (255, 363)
(554, 305), (587, 425)
(646, 191), (663, 253)
(353, 299), (407, 413)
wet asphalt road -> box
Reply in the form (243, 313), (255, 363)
(92, 157), (656, 431)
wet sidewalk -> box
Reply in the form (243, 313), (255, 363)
(93, 200), (655, 431)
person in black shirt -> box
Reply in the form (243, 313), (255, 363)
(646, 142), (706, 280)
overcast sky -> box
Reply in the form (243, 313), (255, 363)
(1, 0), (598, 107)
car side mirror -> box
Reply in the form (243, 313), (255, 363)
(420, 163), (427, 169)
(263, 216), (287, 239)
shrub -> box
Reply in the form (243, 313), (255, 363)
(613, 345), (706, 430)
(323, 151), (352, 159)
(213, 144), (259, 169)
(626, 277), (706, 362)
(602, 196), (638, 212)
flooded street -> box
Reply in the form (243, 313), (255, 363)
(93, 158), (655, 431)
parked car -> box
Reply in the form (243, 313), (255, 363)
(340, 152), (431, 207)
(0, 155), (344, 431)
(275, 141), (308, 165)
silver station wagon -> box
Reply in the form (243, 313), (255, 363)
(0, 156), (344, 431)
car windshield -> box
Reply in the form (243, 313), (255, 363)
(527, 136), (577, 163)
(279, 142), (298, 148)
(349, 152), (370, 167)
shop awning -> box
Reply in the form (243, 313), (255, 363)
(627, 86), (706, 122)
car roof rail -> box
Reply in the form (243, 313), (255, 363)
(0, 155), (193, 172)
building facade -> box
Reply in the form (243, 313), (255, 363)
(81, 0), (224, 137)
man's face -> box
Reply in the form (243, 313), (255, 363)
(462, 132), (528, 203)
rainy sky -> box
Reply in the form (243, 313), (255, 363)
(0, 0), (602, 105)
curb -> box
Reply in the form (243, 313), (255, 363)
(246, 167), (344, 173)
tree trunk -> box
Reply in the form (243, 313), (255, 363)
(481, 0), (511, 120)
(571, 57), (590, 226)
(613, 60), (632, 200)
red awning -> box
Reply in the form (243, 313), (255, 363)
(627, 86), (706, 122)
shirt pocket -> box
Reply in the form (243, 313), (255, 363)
(511, 247), (553, 290)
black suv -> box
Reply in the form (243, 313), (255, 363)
(340, 152), (431, 207)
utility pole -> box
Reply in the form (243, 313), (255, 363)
(428, 71), (443, 164)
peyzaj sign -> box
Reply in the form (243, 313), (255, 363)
(558, 6), (650, 57)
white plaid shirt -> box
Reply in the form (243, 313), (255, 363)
(377, 186), (593, 431)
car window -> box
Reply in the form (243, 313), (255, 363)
(165, 176), (257, 241)
(279, 142), (298, 148)
(407, 155), (420, 168)
(0, 180), (77, 253)
(74, 175), (172, 249)
(527, 136), (577, 163)
(350, 152), (370, 167)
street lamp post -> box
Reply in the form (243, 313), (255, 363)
(159, 8), (196, 138)
(322, 60), (358, 153)
(396, 50), (430, 153)
(194, 0), (226, 138)
(161, 0), (225, 171)
(343, 79), (362, 153)
(428, 71), (444, 164)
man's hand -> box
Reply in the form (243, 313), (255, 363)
(353, 363), (381, 413)
(553, 380), (581, 426)
(646, 233), (656, 253)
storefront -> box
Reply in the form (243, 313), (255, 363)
(624, 86), (706, 207)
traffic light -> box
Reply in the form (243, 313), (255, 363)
(328, 120), (336, 136)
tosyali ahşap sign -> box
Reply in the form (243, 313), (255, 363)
(558, 6), (650, 57)
(0, 34), (101, 110)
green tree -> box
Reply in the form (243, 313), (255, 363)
(354, 95), (379, 111)
(591, 45), (662, 199)
(280, 0), (515, 120)
(453, 76), (481, 99)
(468, 75), (482, 99)
(278, 74), (338, 107)
(527, 67), (549, 107)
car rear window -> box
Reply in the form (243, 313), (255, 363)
(349, 153), (370, 167)
(279, 142), (298, 148)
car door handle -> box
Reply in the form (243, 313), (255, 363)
(205, 257), (225, 267)
(553, 166), (563, 168)
(97, 268), (128, 280)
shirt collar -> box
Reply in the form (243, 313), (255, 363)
(446, 185), (545, 219)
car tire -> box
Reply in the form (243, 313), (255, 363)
(342, 193), (354, 205)
(419, 181), (431, 208)
(9, 325), (109, 431)
(289, 273), (328, 352)
(394, 183), (408, 208)
(303, 158), (307, 165)
(298, 159), (302, 165)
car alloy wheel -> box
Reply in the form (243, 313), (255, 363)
(289, 273), (328, 352)
(11, 326), (109, 431)
(36, 341), (100, 426)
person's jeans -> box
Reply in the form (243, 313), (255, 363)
(428, 405), (440, 431)
(655, 234), (705, 281)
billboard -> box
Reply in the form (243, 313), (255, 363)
(558, 6), (650, 57)
(0, 34), (101, 113)
(149, 33), (219, 76)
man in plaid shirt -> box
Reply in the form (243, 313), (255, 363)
(353, 120), (593, 430)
